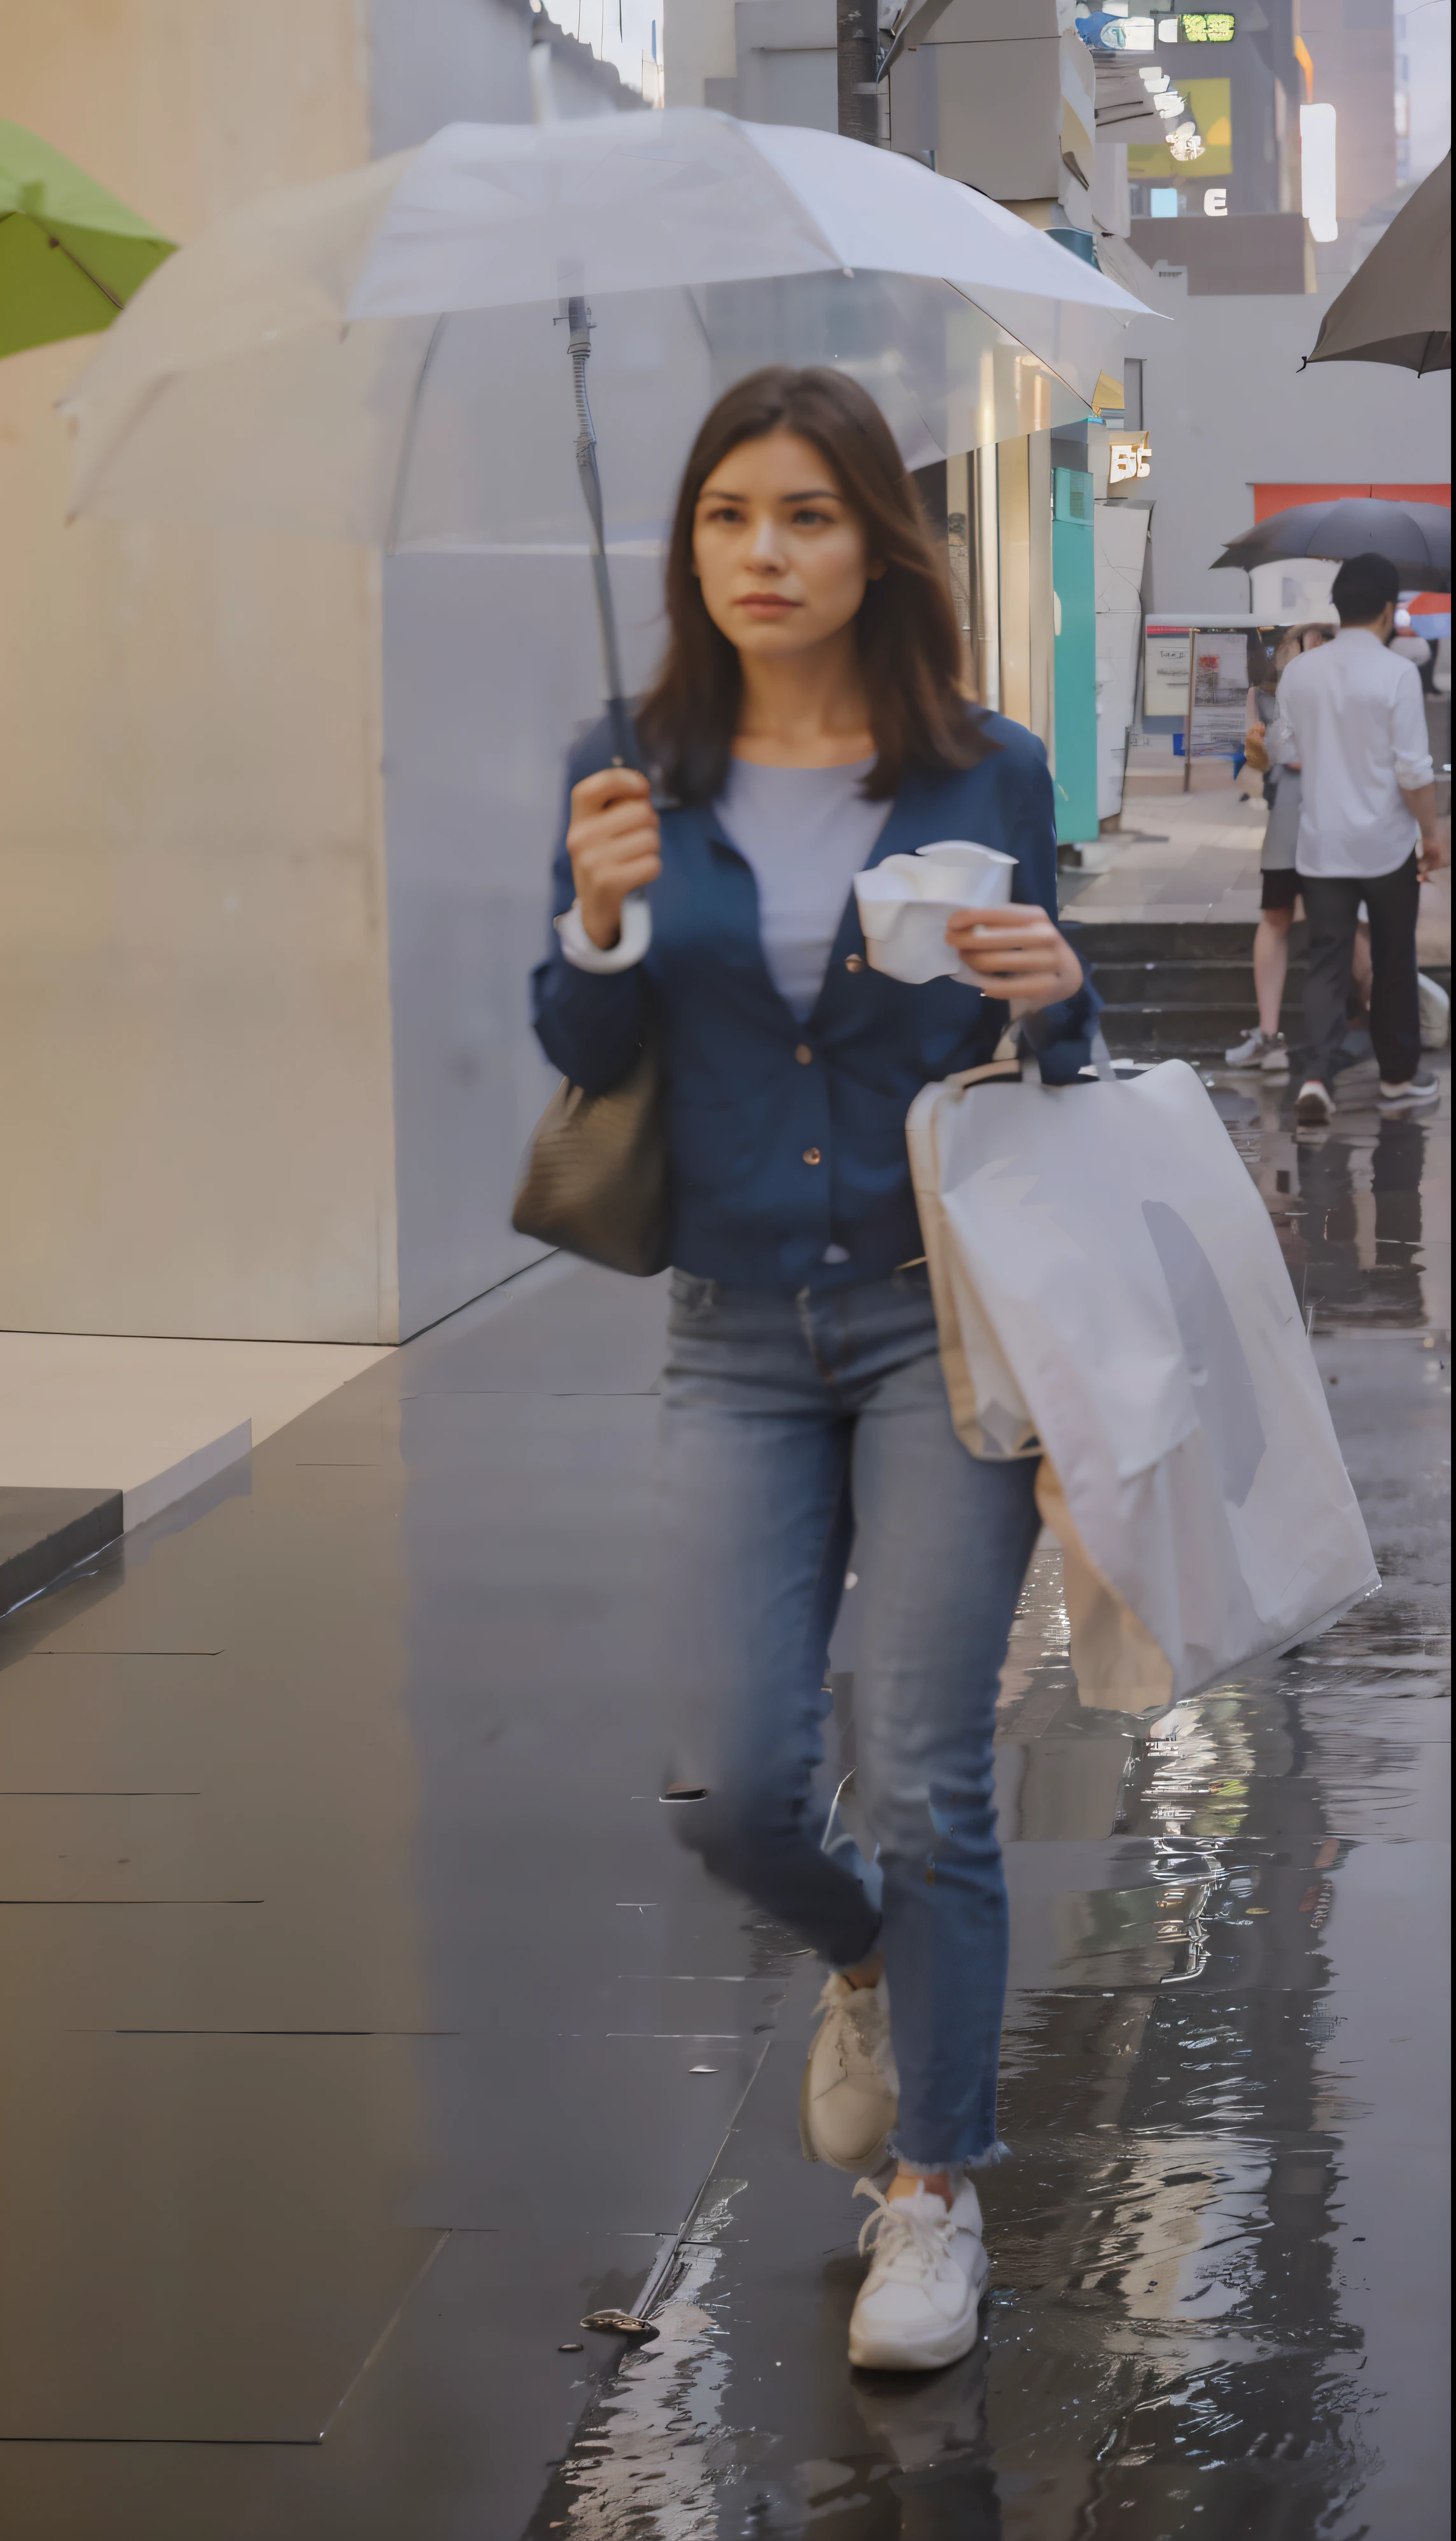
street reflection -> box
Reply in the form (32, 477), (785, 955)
(1213, 1069), (1448, 1335)
(525, 1069), (1448, 2539)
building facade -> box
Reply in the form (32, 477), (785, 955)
(0, 0), (645, 1346)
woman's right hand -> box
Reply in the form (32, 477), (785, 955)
(566, 766), (662, 950)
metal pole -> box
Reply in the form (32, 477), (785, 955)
(837, 0), (881, 143)
(565, 295), (636, 768)
(1183, 633), (1194, 792)
(974, 446), (1002, 714)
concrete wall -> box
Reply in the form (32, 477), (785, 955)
(0, 0), (647, 1349)
(1122, 267), (1452, 617)
(905, 20), (1095, 209)
(0, 3), (396, 1344)
(369, 0), (636, 143)
(376, 547), (666, 1337)
(725, 0), (838, 128)
(665, 0), (738, 106)
(368, 0), (649, 1334)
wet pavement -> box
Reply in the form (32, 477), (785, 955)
(0, 1059), (1448, 2540)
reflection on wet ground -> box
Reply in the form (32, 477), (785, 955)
(1207, 1055), (1450, 1337)
(521, 1066), (1451, 2541)
(525, 1342), (1448, 2541)
(0, 1064), (1446, 2541)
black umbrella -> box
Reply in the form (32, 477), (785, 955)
(1305, 153), (1450, 375)
(1212, 496), (1451, 592)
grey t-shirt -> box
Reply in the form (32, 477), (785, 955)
(715, 755), (892, 1022)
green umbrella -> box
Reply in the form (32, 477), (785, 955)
(0, 120), (175, 360)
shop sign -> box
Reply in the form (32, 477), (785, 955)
(1089, 13), (1235, 48)
(1144, 628), (1193, 714)
(1189, 630), (1249, 756)
(1107, 432), (1152, 491)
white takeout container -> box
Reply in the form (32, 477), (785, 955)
(853, 840), (1016, 986)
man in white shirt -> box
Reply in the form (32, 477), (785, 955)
(1274, 551), (1446, 1123)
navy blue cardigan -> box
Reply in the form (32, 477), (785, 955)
(531, 711), (1100, 1294)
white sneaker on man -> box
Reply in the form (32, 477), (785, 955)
(799, 1971), (897, 2170)
(1296, 1077), (1335, 1124)
(1417, 973), (1450, 1052)
(1224, 1026), (1289, 1073)
(1378, 1071), (1441, 1109)
(848, 2176), (990, 2372)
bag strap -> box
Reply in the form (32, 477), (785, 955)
(944, 1057), (1022, 1091)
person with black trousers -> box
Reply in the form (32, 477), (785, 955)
(1272, 552), (1448, 1125)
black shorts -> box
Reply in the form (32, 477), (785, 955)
(1261, 868), (1300, 912)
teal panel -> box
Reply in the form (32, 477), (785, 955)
(1053, 470), (1098, 847)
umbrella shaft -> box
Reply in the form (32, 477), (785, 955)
(568, 296), (635, 769)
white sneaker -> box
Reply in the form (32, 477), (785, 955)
(1378, 1071), (1441, 1109)
(1224, 1026), (1288, 1073)
(848, 2176), (990, 2373)
(1418, 972), (1450, 1052)
(1296, 1077), (1335, 1125)
(799, 1971), (898, 2171)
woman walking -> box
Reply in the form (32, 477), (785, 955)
(531, 369), (1098, 2375)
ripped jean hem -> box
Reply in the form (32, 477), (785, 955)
(887, 2137), (1011, 2174)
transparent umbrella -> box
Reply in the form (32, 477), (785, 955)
(61, 111), (1149, 759)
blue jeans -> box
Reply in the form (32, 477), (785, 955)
(657, 1268), (1042, 2169)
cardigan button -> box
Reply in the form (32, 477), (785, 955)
(794, 1043), (813, 1065)
(803, 1147), (822, 1166)
(845, 954), (864, 972)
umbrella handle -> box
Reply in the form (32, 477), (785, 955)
(566, 297), (638, 771)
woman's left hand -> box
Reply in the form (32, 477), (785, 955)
(945, 904), (1084, 1011)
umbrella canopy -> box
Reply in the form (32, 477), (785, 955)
(59, 113), (1149, 554)
(1212, 496), (1451, 592)
(1305, 153), (1450, 376)
(0, 120), (175, 359)
(1404, 591), (1450, 635)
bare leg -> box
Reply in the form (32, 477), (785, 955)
(1254, 906), (1294, 1037)
(890, 2165), (953, 2202)
(843, 1951), (883, 1989)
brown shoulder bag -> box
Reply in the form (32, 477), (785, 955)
(510, 1041), (669, 1277)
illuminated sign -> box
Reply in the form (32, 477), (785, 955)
(1089, 11), (1235, 43)
(1109, 433), (1152, 489)
(1128, 75), (1231, 178)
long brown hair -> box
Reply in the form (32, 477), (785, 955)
(636, 367), (998, 805)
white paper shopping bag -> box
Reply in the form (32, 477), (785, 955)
(907, 1056), (1378, 1711)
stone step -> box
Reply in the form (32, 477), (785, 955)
(1092, 960), (1308, 1007)
(1100, 1006), (1305, 1057)
(1068, 919), (1271, 963)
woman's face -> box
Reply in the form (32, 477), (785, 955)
(691, 429), (882, 660)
